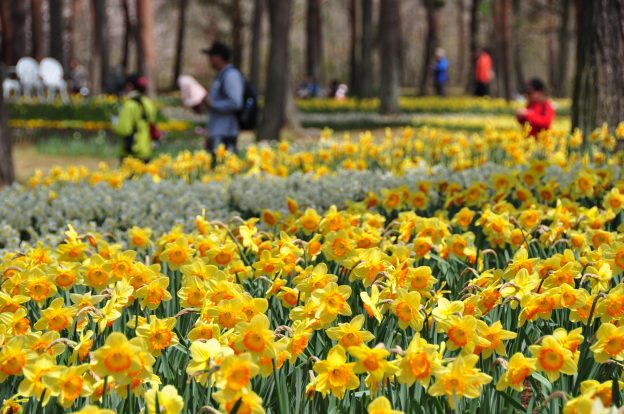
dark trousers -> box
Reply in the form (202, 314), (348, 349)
(475, 82), (490, 97)
(206, 135), (238, 167)
(434, 81), (447, 97)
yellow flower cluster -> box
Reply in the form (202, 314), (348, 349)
(297, 96), (571, 114)
(25, 125), (624, 188)
(2, 156), (624, 412)
(9, 119), (190, 132)
(412, 113), (571, 132)
(4, 125), (624, 412)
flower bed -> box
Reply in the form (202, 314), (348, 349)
(0, 126), (623, 413)
(296, 97), (572, 116)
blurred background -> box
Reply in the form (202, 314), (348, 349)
(0, 0), (575, 97)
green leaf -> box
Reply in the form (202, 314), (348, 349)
(498, 391), (525, 412)
(229, 397), (243, 414)
(531, 373), (553, 394)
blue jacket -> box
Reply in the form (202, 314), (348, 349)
(208, 65), (244, 138)
(434, 58), (449, 83)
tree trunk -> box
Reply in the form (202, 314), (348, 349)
(257, 0), (292, 141)
(91, 0), (109, 94)
(10, 0), (27, 63)
(511, 0), (525, 91)
(360, 0), (374, 98)
(547, 2), (557, 91)
(67, 0), (82, 65)
(349, 0), (358, 96)
(231, 0), (243, 69)
(419, 0), (440, 96)
(171, 0), (188, 90)
(456, 0), (467, 87)
(305, 0), (322, 84)
(31, 0), (44, 60)
(572, 0), (624, 137)
(121, 0), (132, 73)
(49, 0), (64, 67)
(467, 0), (481, 93)
(0, 0), (12, 65)
(379, 0), (400, 113)
(555, 0), (572, 97)
(491, 0), (501, 95)
(493, 0), (512, 100)
(134, 5), (143, 74)
(396, 2), (404, 86)
(0, 67), (14, 187)
(248, 0), (263, 90)
(136, 0), (156, 95)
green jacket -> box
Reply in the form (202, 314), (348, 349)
(113, 92), (157, 160)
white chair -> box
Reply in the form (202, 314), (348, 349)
(3, 66), (20, 100)
(3, 76), (20, 100)
(39, 58), (69, 103)
(16, 57), (44, 101)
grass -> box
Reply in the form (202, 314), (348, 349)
(12, 144), (117, 183)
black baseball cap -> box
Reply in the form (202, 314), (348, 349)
(202, 41), (231, 61)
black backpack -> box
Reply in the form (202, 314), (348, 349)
(220, 68), (258, 130)
(238, 79), (258, 130)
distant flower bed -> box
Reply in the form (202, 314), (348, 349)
(8, 96), (119, 122)
(297, 96), (571, 116)
(9, 118), (192, 132)
(8, 95), (172, 123)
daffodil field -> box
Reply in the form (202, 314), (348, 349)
(3, 124), (624, 414)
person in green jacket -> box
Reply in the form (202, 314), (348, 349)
(112, 74), (157, 161)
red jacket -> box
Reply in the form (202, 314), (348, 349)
(517, 100), (555, 136)
(475, 53), (493, 83)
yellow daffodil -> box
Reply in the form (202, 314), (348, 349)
(495, 353), (537, 392)
(326, 314), (375, 347)
(135, 316), (179, 356)
(529, 335), (577, 382)
(313, 345), (359, 398)
(367, 396), (404, 414)
(348, 344), (397, 391)
(144, 384), (184, 414)
(428, 355), (492, 409)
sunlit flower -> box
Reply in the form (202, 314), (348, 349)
(367, 396), (404, 414)
(313, 345), (359, 398)
(144, 384), (184, 414)
(529, 335), (577, 382)
(495, 353), (537, 392)
(428, 354), (492, 409)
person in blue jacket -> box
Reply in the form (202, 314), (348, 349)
(433, 48), (449, 97)
(201, 42), (244, 157)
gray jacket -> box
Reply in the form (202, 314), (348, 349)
(208, 65), (244, 138)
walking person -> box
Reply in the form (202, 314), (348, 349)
(112, 74), (157, 162)
(433, 48), (449, 96)
(474, 47), (493, 97)
(202, 41), (244, 160)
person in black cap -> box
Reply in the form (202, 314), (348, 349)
(201, 41), (244, 160)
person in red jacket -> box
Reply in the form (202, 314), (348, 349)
(515, 78), (555, 137)
(474, 47), (493, 97)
